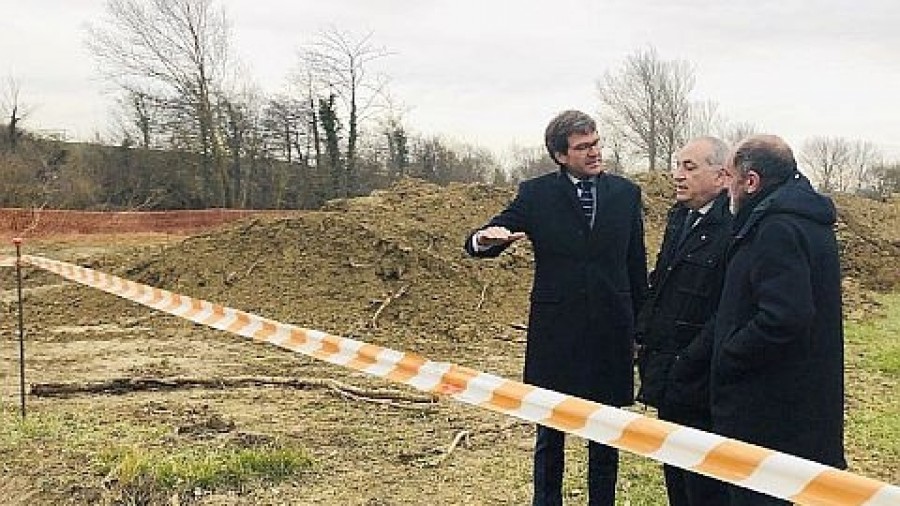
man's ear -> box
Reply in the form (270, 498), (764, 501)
(746, 170), (761, 194)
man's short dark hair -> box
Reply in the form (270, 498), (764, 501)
(545, 110), (597, 166)
(732, 135), (797, 188)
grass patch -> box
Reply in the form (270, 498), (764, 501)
(0, 408), (312, 503)
(104, 444), (312, 494)
(844, 292), (900, 482)
(846, 292), (900, 375)
(0, 409), (167, 462)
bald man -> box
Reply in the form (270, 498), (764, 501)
(714, 135), (845, 505)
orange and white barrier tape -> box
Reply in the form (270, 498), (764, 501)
(11, 254), (900, 506)
(0, 255), (14, 267)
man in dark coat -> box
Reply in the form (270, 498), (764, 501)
(714, 135), (845, 505)
(636, 136), (731, 506)
(464, 110), (647, 506)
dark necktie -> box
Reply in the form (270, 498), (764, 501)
(677, 210), (698, 247)
(576, 180), (594, 224)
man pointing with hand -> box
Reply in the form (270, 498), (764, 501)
(465, 110), (647, 506)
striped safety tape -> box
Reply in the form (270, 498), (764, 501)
(0, 255), (14, 267)
(12, 254), (900, 506)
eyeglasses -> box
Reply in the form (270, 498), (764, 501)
(569, 139), (601, 153)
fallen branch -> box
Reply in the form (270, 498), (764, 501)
(224, 257), (264, 286)
(324, 378), (436, 404)
(430, 429), (471, 467)
(327, 383), (437, 412)
(475, 283), (489, 310)
(370, 285), (408, 328)
(31, 375), (437, 405)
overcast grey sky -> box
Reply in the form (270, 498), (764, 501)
(4, 0), (900, 160)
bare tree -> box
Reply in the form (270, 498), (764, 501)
(801, 136), (852, 192)
(507, 145), (556, 182)
(686, 100), (721, 139)
(871, 161), (900, 197)
(299, 28), (390, 196)
(1, 75), (30, 151)
(383, 116), (410, 179)
(656, 59), (695, 168)
(719, 121), (758, 144)
(597, 114), (633, 173)
(379, 94), (411, 179)
(218, 87), (266, 207)
(87, 0), (233, 204)
(847, 140), (881, 193)
(288, 68), (323, 171)
(597, 47), (695, 171)
(111, 87), (164, 149)
(262, 94), (307, 164)
(685, 100), (757, 145)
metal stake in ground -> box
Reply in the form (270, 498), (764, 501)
(13, 237), (25, 419)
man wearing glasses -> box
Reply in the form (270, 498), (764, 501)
(465, 110), (647, 506)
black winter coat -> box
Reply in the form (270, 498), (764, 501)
(636, 191), (731, 410)
(711, 173), (845, 468)
(465, 171), (647, 406)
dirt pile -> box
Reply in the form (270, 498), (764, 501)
(108, 175), (900, 352)
(107, 179), (533, 377)
(833, 195), (900, 292)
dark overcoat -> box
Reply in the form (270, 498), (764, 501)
(636, 191), (732, 410)
(465, 170), (647, 406)
(711, 174), (845, 468)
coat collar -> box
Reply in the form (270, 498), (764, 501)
(668, 190), (730, 227)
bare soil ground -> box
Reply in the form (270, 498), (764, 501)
(1, 176), (898, 505)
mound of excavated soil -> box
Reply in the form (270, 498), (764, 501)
(4, 176), (896, 336)
(106, 175), (899, 350)
(101, 179), (534, 376)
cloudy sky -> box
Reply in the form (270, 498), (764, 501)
(4, 0), (900, 160)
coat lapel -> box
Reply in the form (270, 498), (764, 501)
(673, 193), (728, 257)
(589, 173), (613, 238)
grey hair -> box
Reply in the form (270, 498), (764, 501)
(696, 136), (729, 167)
(544, 110), (597, 166)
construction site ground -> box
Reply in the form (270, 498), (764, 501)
(0, 175), (898, 505)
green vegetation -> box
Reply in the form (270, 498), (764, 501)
(844, 292), (900, 482)
(103, 445), (311, 492)
(0, 409), (312, 502)
(848, 293), (900, 375)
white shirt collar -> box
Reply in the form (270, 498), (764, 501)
(695, 199), (715, 216)
(567, 173), (596, 186)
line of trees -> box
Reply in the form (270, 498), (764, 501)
(2, 2), (898, 209)
(78, 0), (500, 209)
(0, 0), (503, 210)
(597, 47), (760, 172)
(593, 47), (898, 197)
(799, 137), (900, 196)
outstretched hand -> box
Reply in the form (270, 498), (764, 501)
(476, 226), (527, 247)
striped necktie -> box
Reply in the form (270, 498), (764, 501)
(576, 180), (594, 224)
